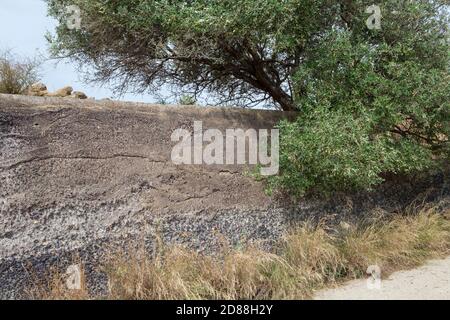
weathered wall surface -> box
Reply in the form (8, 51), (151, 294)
(0, 94), (448, 299)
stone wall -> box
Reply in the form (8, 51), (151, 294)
(0, 94), (448, 299)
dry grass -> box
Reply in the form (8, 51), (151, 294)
(0, 50), (41, 95)
(30, 206), (450, 300)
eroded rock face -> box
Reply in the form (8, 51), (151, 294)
(0, 94), (448, 299)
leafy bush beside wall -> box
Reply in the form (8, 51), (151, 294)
(269, 3), (449, 196)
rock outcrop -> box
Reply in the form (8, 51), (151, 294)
(71, 91), (88, 99)
(26, 83), (87, 99)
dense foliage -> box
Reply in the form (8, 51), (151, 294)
(47, 1), (449, 195)
(270, 2), (449, 195)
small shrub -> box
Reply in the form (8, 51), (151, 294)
(178, 94), (196, 105)
(0, 50), (41, 94)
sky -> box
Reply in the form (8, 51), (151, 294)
(0, 0), (157, 102)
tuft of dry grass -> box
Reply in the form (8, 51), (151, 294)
(0, 50), (40, 95)
(31, 206), (450, 300)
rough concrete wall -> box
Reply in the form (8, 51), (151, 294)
(0, 94), (448, 299)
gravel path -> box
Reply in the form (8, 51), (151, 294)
(315, 257), (450, 300)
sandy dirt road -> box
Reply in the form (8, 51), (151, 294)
(315, 257), (450, 300)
